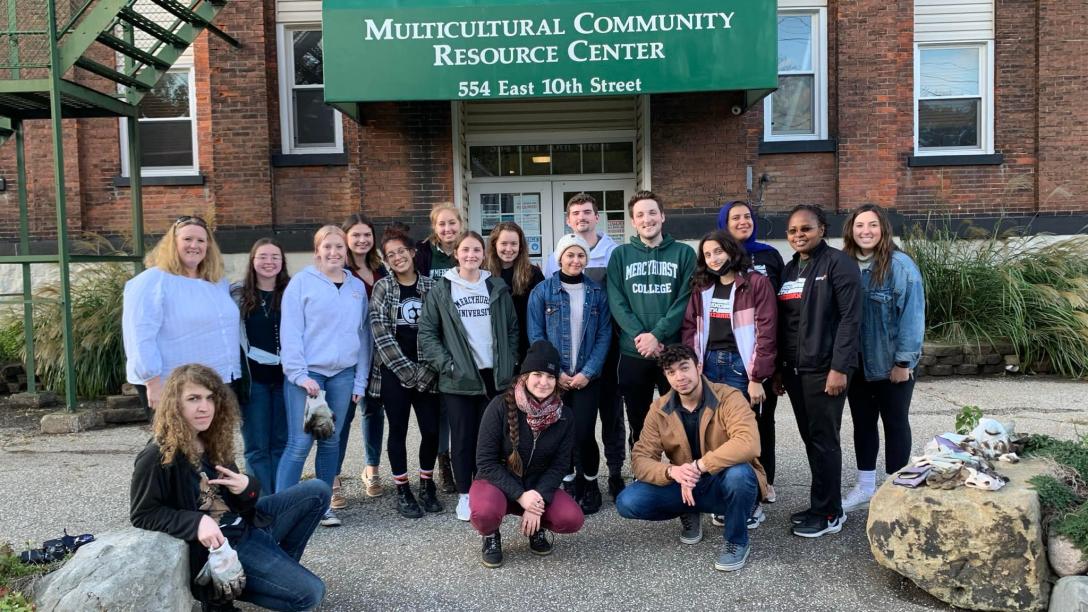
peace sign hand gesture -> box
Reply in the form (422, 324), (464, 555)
(208, 465), (250, 495)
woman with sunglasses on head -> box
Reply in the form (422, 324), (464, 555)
(774, 204), (862, 539)
(419, 231), (519, 522)
(367, 227), (444, 518)
(277, 225), (372, 528)
(230, 238), (290, 496)
(840, 204), (925, 513)
(485, 222), (545, 364)
(682, 230), (777, 528)
(123, 215), (240, 415)
(333, 214), (389, 508)
(130, 364), (329, 612)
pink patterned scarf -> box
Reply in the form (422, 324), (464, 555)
(513, 377), (563, 433)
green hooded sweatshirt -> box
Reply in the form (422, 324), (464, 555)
(606, 234), (696, 357)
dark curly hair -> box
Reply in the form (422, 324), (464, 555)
(656, 344), (699, 371)
(691, 230), (751, 290)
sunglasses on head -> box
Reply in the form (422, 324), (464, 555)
(174, 215), (208, 229)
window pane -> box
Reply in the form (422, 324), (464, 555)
(469, 146), (499, 177)
(140, 72), (189, 119)
(771, 75), (815, 135)
(602, 142), (634, 173)
(920, 47), (979, 98)
(499, 145), (520, 176)
(551, 144), (581, 174)
(140, 120), (193, 168)
(293, 90), (335, 147)
(918, 99), (979, 148)
(521, 144), (550, 176)
(777, 14), (812, 72)
(582, 143), (603, 174)
(293, 30), (324, 86)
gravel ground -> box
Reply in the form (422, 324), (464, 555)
(2, 374), (1086, 611)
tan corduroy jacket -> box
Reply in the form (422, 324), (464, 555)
(631, 378), (769, 500)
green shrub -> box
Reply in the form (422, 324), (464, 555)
(0, 318), (21, 364)
(954, 405), (983, 434)
(1024, 434), (1088, 482)
(1055, 503), (1088, 558)
(903, 228), (1088, 378)
(1028, 474), (1082, 513)
(0, 263), (133, 398)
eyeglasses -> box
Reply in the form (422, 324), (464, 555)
(174, 215), (208, 229)
(384, 248), (411, 259)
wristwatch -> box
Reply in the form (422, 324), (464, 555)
(894, 361), (910, 369)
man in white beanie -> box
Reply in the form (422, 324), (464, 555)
(543, 193), (628, 500)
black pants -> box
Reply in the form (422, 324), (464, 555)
(847, 374), (915, 474)
(599, 338), (626, 476)
(563, 379), (602, 478)
(616, 353), (670, 447)
(755, 381), (779, 485)
(380, 366), (441, 477)
(782, 368), (850, 517)
(442, 369), (497, 495)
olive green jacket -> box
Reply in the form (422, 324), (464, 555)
(418, 275), (519, 395)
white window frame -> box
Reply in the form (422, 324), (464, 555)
(119, 65), (200, 177)
(276, 23), (343, 155)
(763, 8), (828, 142)
(913, 41), (994, 156)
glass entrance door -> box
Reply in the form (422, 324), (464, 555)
(551, 179), (636, 249)
(468, 181), (553, 266)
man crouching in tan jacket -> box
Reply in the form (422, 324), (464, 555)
(615, 344), (768, 572)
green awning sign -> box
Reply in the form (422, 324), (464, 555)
(322, 0), (777, 102)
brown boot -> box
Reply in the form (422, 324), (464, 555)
(438, 452), (457, 494)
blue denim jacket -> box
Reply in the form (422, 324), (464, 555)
(527, 275), (612, 379)
(860, 250), (926, 381)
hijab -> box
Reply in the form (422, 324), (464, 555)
(717, 200), (776, 255)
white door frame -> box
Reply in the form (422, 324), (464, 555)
(551, 178), (637, 247)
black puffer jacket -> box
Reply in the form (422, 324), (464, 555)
(475, 393), (574, 505)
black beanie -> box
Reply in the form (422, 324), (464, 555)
(520, 340), (561, 376)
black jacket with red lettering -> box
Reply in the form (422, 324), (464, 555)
(778, 240), (862, 374)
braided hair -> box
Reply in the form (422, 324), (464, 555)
(502, 381), (523, 477)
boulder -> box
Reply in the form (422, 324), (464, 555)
(35, 528), (193, 612)
(867, 459), (1052, 611)
(1051, 577), (1088, 612)
(1049, 535), (1088, 577)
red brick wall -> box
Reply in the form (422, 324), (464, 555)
(1038, 0), (1088, 213)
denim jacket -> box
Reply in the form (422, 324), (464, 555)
(859, 250), (926, 381)
(526, 275), (612, 379)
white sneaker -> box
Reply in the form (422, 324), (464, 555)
(319, 508), (342, 527)
(842, 485), (874, 512)
(765, 484), (777, 504)
(456, 494), (471, 521)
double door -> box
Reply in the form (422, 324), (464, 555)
(468, 178), (636, 266)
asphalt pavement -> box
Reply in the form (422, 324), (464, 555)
(2, 375), (1086, 611)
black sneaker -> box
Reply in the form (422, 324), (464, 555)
(481, 532), (503, 568)
(395, 483), (423, 519)
(418, 479), (444, 513)
(561, 478), (578, 500)
(790, 508), (815, 525)
(679, 513), (703, 545)
(574, 476), (587, 502)
(792, 512), (846, 538)
(608, 474), (626, 498)
(580, 480), (602, 515)
(438, 452), (457, 494)
(528, 529), (554, 556)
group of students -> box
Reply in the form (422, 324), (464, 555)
(123, 190), (924, 610)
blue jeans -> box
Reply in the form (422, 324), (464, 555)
(336, 397), (385, 475)
(241, 381), (287, 496)
(615, 463), (758, 546)
(236, 479), (330, 611)
(703, 350), (750, 399)
(276, 367), (355, 492)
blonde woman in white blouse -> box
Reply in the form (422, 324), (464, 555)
(122, 216), (240, 413)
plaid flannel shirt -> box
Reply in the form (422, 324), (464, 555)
(367, 274), (438, 398)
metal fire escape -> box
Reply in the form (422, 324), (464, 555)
(0, 0), (237, 410)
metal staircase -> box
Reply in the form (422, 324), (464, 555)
(0, 0), (236, 411)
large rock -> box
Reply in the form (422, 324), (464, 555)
(867, 459), (1052, 611)
(1051, 577), (1088, 612)
(36, 528), (193, 612)
(1050, 535), (1088, 577)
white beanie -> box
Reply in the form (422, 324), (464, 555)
(553, 233), (591, 265)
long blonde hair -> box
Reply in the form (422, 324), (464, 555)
(153, 364), (239, 468)
(146, 216), (225, 282)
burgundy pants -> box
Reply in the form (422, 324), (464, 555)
(468, 479), (585, 536)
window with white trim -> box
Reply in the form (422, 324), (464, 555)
(763, 9), (827, 141)
(914, 42), (993, 155)
(277, 25), (343, 154)
(120, 67), (199, 176)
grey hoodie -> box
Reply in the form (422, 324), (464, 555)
(445, 269), (494, 369)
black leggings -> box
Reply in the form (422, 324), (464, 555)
(599, 337), (626, 476)
(847, 374), (915, 474)
(443, 370), (497, 494)
(616, 354), (670, 446)
(380, 366), (441, 477)
(564, 379), (602, 478)
(782, 368), (849, 517)
(754, 381), (778, 485)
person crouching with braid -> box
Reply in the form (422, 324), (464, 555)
(470, 340), (585, 568)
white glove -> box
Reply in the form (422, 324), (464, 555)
(195, 540), (246, 601)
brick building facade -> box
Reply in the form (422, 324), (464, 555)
(1, 0), (1085, 257)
